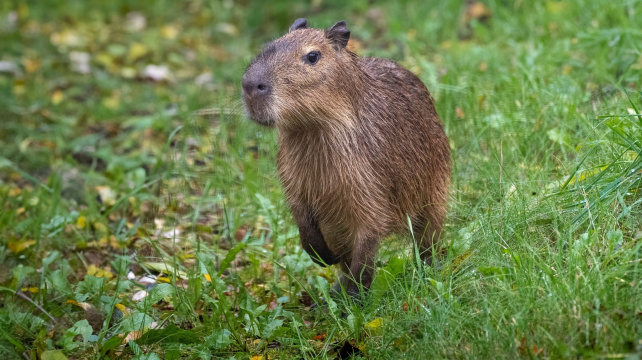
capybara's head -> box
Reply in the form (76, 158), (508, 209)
(242, 19), (359, 129)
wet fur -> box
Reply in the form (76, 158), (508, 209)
(243, 21), (450, 297)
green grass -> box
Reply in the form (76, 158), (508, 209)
(1, 0), (641, 359)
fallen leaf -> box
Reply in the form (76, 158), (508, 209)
(161, 25), (179, 39)
(121, 330), (143, 344)
(41, 350), (68, 360)
(313, 333), (326, 341)
(22, 58), (40, 73)
(132, 290), (149, 301)
(546, 0), (566, 14)
(365, 317), (383, 329)
(456, 107), (465, 119)
(8, 239), (36, 253)
(128, 42), (148, 62)
(464, 1), (492, 24)
(125, 12), (146, 32)
(86, 264), (114, 279)
(235, 227), (248, 242)
(77, 215), (86, 229)
(69, 51), (91, 74)
(96, 186), (117, 206)
(114, 303), (129, 315)
(142, 64), (171, 82)
(216, 23), (238, 36)
(0, 60), (20, 75)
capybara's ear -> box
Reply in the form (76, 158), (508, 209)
(325, 21), (350, 50)
(289, 18), (308, 32)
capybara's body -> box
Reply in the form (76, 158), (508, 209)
(242, 19), (450, 297)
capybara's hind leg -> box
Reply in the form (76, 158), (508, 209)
(414, 209), (446, 266)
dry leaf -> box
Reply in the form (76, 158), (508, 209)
(69, 51), (91, 74)
(142, 64), (171, 82)
(132, 290), (149, 301)
(8, 239), (36, 253)
(22, 58), (40, 73)
(456, 107), (465, 119)
(96, 186), (117, 206)
(463, 1), (492, 24)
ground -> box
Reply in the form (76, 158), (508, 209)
(0, 1), (641, 359)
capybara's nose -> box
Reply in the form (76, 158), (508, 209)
(242, 70), (271, 98)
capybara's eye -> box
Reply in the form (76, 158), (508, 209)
(306, 51), (320, 65)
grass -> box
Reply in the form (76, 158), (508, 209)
(0, 0), (641, 359)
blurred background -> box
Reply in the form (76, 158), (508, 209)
(1, 1), (641, 359)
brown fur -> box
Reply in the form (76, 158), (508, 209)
(242, 19), (450, 297)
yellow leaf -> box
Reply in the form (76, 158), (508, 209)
(51, 90), (64, 105)
(86, 264), (100, 276)
(161, 25), (179, 39)
(67, 300), (92, 311)
(624, 150), (638, 161)
(96, 52), (116, 72)
(102, 96), (120, 110)
(87, 264), (114, 279)
(121, 67), (137, 79)
(77, 215), (86, 228)
(567, 166), (608, 186)
(16, 207), (25, 215)
(8, 187), (21, 197)
(546, 1), (566, 14)
(128, 42), (148, 62)
(366, 317), (383, 329)
(13, 83), (25, 95)
(8, 239), (36, 253)
(109, 235), (119, 248)
(22, 58), (40, 73)
(157, 276), (170, 283)
(94, 222), (108, 233)
(250, 355), (263, 360)
(21, 286), (38, 293)
(115, 303), (129, 316)
(97, 237), (108, 247)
